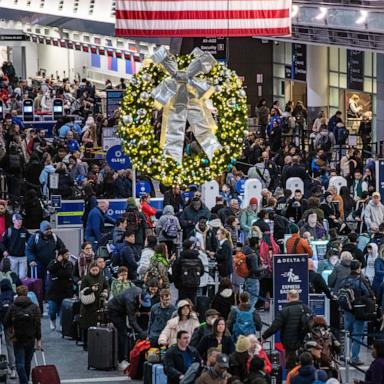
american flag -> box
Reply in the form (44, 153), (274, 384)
(115, 0), (292, 38)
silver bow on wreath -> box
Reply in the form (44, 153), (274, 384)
(151, 46), (222, 164)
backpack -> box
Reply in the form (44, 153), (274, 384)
(338, 127), (349, 144)
(281, 117), (290, 134)
(126, 211), (140, 232)
(259, 234), (280, 272)
(181, 259), (202, 288)
(12, 305), (36, 341)
(34, 232), (57, 246)
(0, 294), (13, 323)
(318, 134), (331, 152)
(232, 307), (256, 340)
(300, 305), (314, 339)
(111, 242), (125, 267)
(233, 252), (249, 278)
(337, 278), (356, 311)
(8, 153), (22, 173)
(162, 216), (179, 239)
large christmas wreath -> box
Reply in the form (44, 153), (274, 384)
(119, 46), (247, 187)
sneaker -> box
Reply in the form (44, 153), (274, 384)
(352, 359), (365, 366)
(10, 369), (16, 379)
(49, 320), (56, 330)
(118, 360), (129, 371)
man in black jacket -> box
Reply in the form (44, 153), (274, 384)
(308, 259), (334, 300)
(107, 286), (147, 368)
(282, 156), (307, 186)
(117, 231), (140, 280)
(342, 232), (365, 268)
(190, 309), (220, 347)
(163, 185), (185, 214)
(164, 330), (201, 384)
(262, 289), (312, 370)
(1, 213), (30, 279)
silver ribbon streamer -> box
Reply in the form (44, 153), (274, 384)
(151, 46), (222, 164)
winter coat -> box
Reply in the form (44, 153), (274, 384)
(196, 368), (229, 384)
(361, 357), (384, 384)
(365, 200), (384, 232)
(85, 207), (107, 242)
(137, 247), (154, 278)
(247, 163), (271, 189)
(240, 208), (259, 238)
(125, 206), (148, 246)
(215, 240), (233, 278)
(197, 333), (234, 359)
(191, 323), (213, 348)
(119, 242), (140, 280)
(262, 300), (310, 350)
(39, 164), (55, 198)
(110, 279), (135, 298)
(163, 190), (185, 213)
(0, 279), (15, 322)
(328, 259), (351, 291)
(77, 250), (94, 279)
(141, 201), (157, 228)
(79, 272), (109, 330)
(163, 344), (201, 384)
(180, 204), (211, 238)
(291, 365), (328, 384)
(22, 198), (44, 230)
(211, 289), (236, 320)
(156, 205), (181, 243)
(309, 270), (332, 298)
(107, 286), (146, 339)
(26, 232), (65, 266)
(46, 259), (73, 301)
(373, 257), (384, 294)
(0, 226), (30, 256)
(286, 233), (313, 257)
(158, 313), (200, 347)
(229, 351), (250, 382)
(4, 295), (41, 343)
(147, 302), (176, 344)
(190, 223), (218, 252)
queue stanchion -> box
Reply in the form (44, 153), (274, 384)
(344, 330), (351, 384)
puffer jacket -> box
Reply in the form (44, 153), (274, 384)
(291, 365), (328, 384)
(262, 300), (310, 350)
(155, 205), (181, 243)
(158, 313), (200, 347)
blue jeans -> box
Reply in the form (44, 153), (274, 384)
(344, 311), (365, 362)
(244, 278), (260, 309)
(48, 299), (63, 322)
(13, 341), (35, 384)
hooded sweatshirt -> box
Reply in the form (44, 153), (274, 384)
(365, 200), (384, 232)
(364, 243), (379, 284)
(156, 205), (181, 243)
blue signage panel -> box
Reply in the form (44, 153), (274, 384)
(236, 179), (246, 195)
(309, 294), (326, 317)
(273, 254), (309, 312)
(106, 145), (132, 171)
(136, 181), (151, 198)
(51, 195), (62, 209)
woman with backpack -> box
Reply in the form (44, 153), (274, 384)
(197, 317), (234, 361)
(227, 292), (262, 341)
(156, 205), (181, 256)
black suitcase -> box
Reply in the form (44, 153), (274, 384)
(196, 295), (211, 322)
(143, 361), (153, 384)
(61, 298), (80, 339)
(88, 325), (118, 370)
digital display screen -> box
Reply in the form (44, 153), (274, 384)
(53, 106), (63, 113)
(23, 106), (33, 113)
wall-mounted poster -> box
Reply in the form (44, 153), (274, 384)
(346, 90), (372, 119)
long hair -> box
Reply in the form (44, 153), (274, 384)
(219, 227), (233, 248)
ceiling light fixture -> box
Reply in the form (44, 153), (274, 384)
(356, 10), (368, 24)
(315, 7), (328, 20)
(291, 5), (299, 18)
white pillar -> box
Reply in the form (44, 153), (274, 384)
(307, 44), (329, 121)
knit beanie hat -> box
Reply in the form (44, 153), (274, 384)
(236, 335), (251, 353)
(289, 223), (299, 233)
(127, 197), (136, 208)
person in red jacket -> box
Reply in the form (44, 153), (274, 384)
(247, 334), (272, 374)
(140, 194), (157, 231)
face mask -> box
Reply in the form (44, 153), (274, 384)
(251, 204), (257, 211)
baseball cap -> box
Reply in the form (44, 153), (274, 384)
(216, 353), (230, 368)
(12, 213), (23, 221)
(205, 309), (220, 318)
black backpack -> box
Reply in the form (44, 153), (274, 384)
(12, 305), (36, 341)
(319, 134), (331, 152)
(126, 210), (140, 232)
(338, 127), (349, 145)
(8, 153), (22, 173)
(181, 259), (202, 288)
(282, 118), (290, 134)
(0, 295), (13, 323)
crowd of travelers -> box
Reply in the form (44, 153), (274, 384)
(0, 62), (382, 384)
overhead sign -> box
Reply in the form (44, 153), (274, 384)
(106, 145), (131, 171)
(347, 50), (364, 91)
(194, 38), (226, 60)
(0, 35), (28, 41)
(106, 90), (124, 119)
(292, 43), (307, 82)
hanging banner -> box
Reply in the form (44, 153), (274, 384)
(292, 43), (307, 82)
(347, 50), (364, 91)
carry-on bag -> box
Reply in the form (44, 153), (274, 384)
(88, 325), (118, 370)
(152, 364), (167, 384)
(22, 266), (43, 310)
(61, 298), (80, 339)
(31, 350), (60, 384)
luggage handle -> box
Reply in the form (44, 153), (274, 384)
(31, 265), (38, 280)
(34, 349), (46, 366)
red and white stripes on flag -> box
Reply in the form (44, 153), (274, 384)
(115, 0), (292, 37)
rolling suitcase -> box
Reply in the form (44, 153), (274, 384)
(22, 266), (43, 311)
(143, 361), (153, 384)
(88, 325), (118, 370)
(31, 350), (60, 384)
(61, 298), (81, 339)
(152, 364), (167, 384)
(196, 295), (211, 322)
